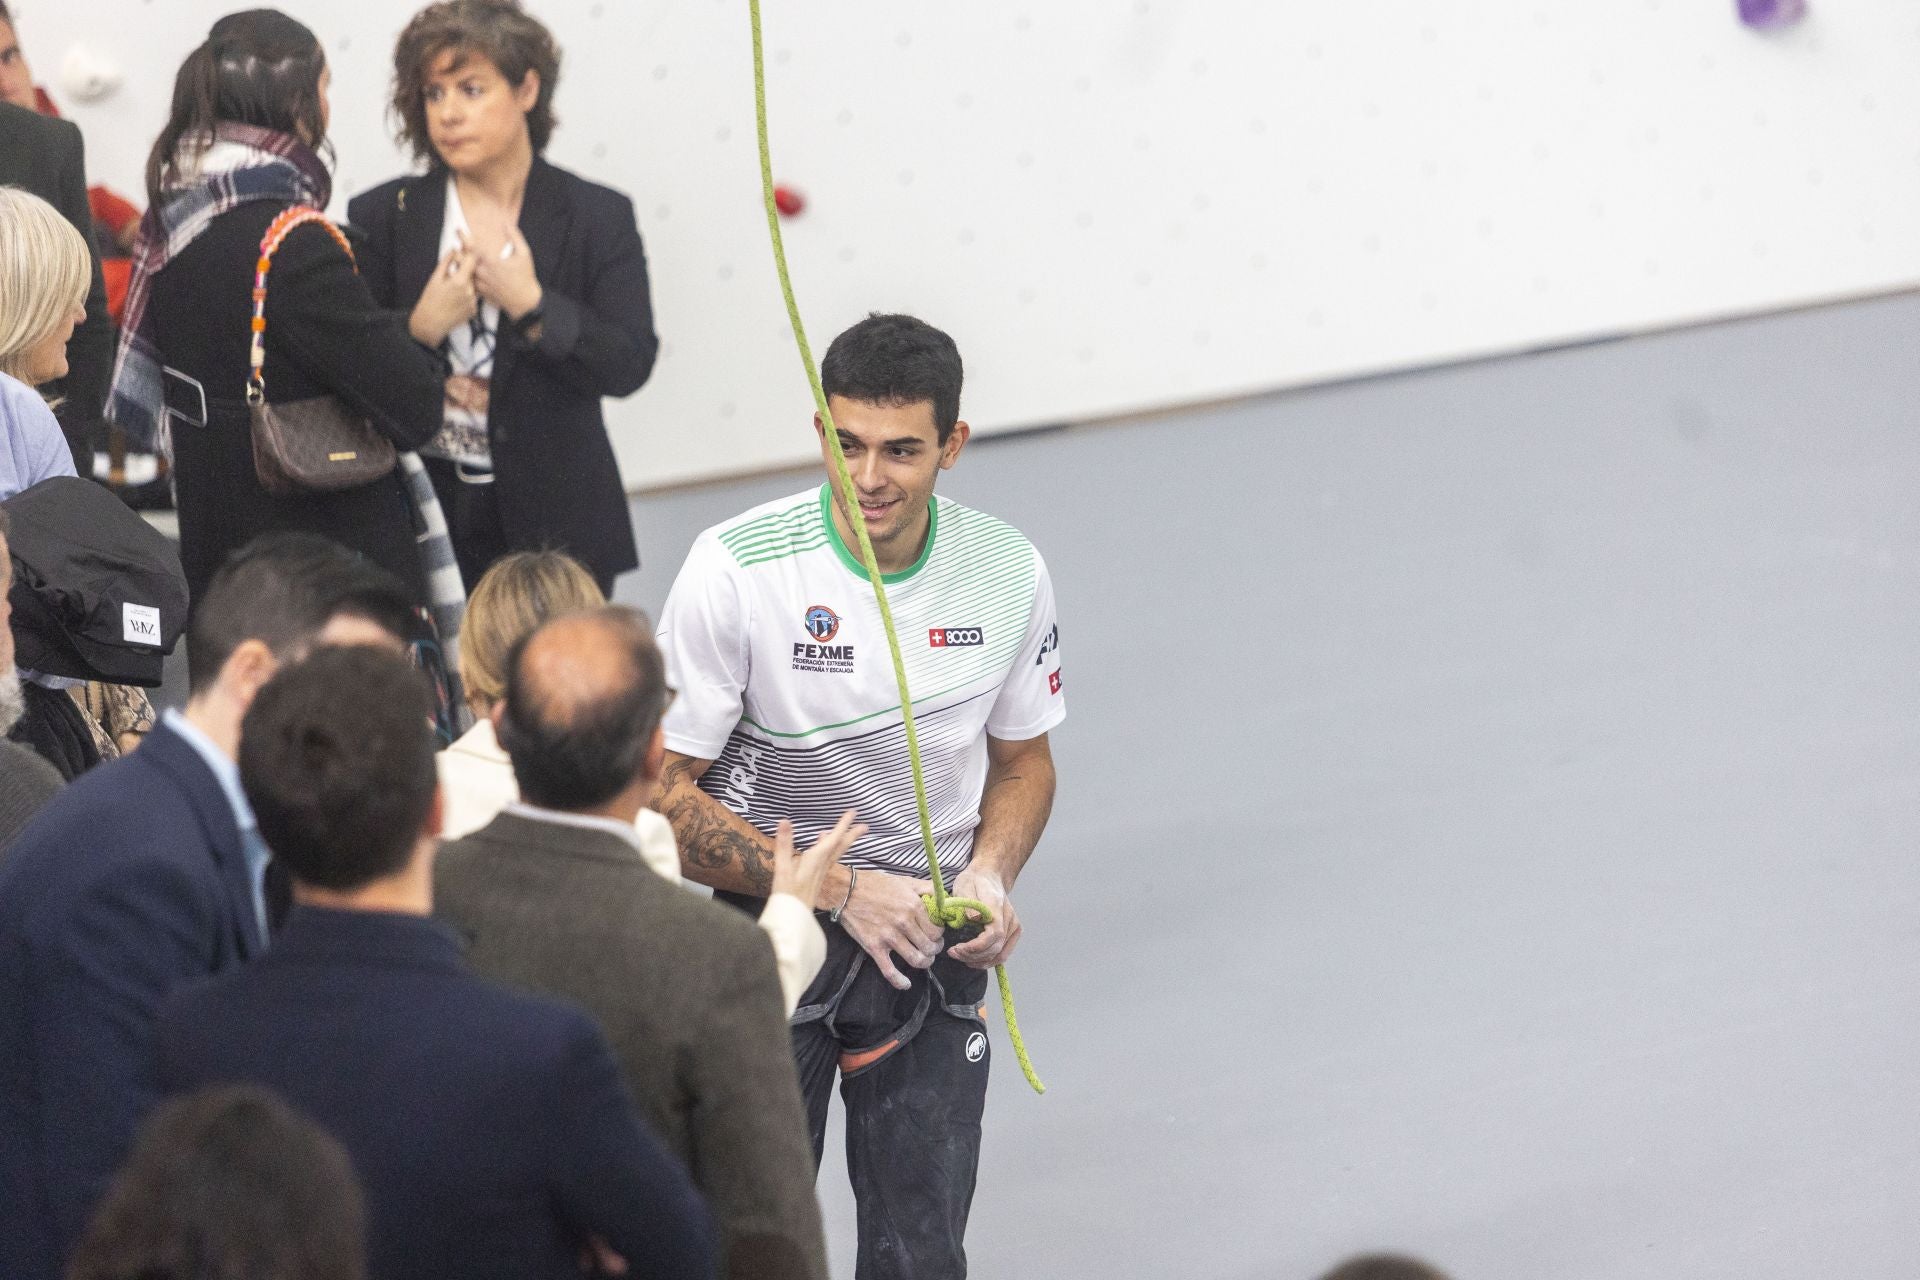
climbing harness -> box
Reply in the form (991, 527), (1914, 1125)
(749, 0), (1045, 1093)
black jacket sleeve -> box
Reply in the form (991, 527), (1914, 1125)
(47, 118), (112, 465)
(345, 188), (400, 311)
(262, 222), (444, 451)
(512, 190), (658, 401)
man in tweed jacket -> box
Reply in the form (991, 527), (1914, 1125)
(435, 606), (860, 1280)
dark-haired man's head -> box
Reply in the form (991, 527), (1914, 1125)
(68, 1084), (366, 1280)
(497, 606), (669, 817)
(239, 645), (440, 906)
(1316, 1254), (1453, 1280)
(815, 313), (969, 574)
(184, 533), (415, 757)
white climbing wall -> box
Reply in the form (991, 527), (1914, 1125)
(21, 0), (1920, 489)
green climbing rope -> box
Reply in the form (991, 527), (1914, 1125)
(750, 0), (1044, 1094)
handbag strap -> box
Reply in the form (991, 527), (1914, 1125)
(247, 206), (357, 405)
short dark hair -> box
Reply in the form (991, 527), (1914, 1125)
(239, 645), (437, 891)
(820, 313), (964, 444)
(185, 533), (415, 694)
(146, 10), (330, 208)
(66, 1084), (366, 1280)
(1317, 1255), (1453, 1280)
(498, 606), (668, 811)
(390, 0), (561, 166)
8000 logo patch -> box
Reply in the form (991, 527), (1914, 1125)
(929, 627), (984, 648)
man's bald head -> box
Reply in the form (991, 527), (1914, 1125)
(498, 606), (670, 811)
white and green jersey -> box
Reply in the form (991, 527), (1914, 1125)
(657, 485), (1065, 878)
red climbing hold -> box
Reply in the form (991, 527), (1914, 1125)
(774, 184), (805, 217)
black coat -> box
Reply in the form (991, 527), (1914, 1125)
(0, 101), (113, 470)
(0, 721), (262, 1280)
(156, 907), (718, 1280)
(145, 200), (445, 604)
(348, 159), (655, 587)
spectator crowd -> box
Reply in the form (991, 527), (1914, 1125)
(0, 2), (1447, 1279)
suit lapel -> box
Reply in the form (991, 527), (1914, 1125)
(393, 172), (448, 314)
(140, 724), (264, 958)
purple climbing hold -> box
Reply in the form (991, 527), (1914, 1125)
(1737, 0), (1806, 28)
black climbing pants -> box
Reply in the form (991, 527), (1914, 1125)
(792, 918), (993, 1280)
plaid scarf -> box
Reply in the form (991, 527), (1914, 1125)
(109, 123), (330, 453)
(399, 451), (472, 736)
(108, 124), (471, 723)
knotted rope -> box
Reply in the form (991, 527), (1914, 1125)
(750, 0), (1044, 1093)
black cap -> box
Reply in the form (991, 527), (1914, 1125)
(4, 476), (188, 688)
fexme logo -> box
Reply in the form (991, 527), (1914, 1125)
(795, 605), (855, 673)
(803, 604), (841, 642)
(928, 627), (984, 648)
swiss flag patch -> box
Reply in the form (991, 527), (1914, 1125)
(1048, 670), (1062, 695)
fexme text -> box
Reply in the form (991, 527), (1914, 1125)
(792, 642), (856, 674)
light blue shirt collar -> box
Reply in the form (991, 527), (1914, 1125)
(163, 708), (254, 831)
(163, 708), (270, 939)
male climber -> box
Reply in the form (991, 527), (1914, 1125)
(653, 312), (1065, 1278)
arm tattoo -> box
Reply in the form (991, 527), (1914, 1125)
(656, 760), (774, 896)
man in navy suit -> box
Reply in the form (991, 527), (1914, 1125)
(156, 644), (716, 1280)
(0, 534), (417, 1280)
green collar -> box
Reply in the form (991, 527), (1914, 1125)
(818, 484), (937, 583)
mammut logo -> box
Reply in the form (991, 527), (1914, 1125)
(964, 1032), (987, 1063)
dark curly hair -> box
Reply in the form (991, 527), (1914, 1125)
(389, 0), (560, 166)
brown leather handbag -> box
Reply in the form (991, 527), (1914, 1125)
(247, 207), (397, 495)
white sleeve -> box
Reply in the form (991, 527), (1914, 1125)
(757, 894), (827, 1016)
(985, 552), (1065, 741)
(655, 534), (752, 760)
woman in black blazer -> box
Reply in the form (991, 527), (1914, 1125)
(350, 0), (658, 596)
(118, 11), (444, 607)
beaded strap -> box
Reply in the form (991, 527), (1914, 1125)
(248, 207), (358, 405)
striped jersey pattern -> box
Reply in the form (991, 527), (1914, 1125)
(657, 485), (1065, 878)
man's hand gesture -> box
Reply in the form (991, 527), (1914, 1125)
(769, 812), (865, 908)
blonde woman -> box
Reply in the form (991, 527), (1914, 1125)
(0, 186), (154, 768)
(0, 185), (85, 497)
(440, 551), (828, 1012)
